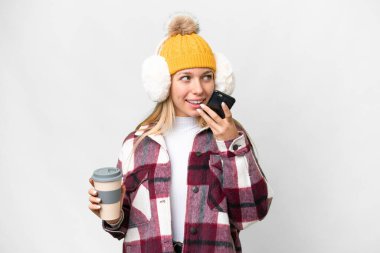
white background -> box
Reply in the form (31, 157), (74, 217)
(1, 0), (379, 252)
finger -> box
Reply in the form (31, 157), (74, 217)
(88, 188), (98, 197)
(221, 102), (233, 119)
(88, 203), (101, 211)
(89, 178), (94, 187)
(89, 195), (101, 204)
(199, 104), (222, 123)
(196, 108), (219, 130)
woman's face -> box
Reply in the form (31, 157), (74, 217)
(170, 67), (215, 117)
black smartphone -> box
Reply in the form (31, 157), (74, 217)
(206, 90), (236, 119)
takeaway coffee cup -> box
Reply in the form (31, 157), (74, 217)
(91, 167), (122, 221)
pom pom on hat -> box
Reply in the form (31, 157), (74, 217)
(165, 11), (200, 36)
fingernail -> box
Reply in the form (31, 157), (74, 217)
(221, 102), (226, 106)
(97, 198), (101, 203)
(200, 104), (205, 107)
(93, 190), (97, 195)
(96, 205), (101, 209)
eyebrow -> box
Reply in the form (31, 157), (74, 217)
(178, 70), (213, 75)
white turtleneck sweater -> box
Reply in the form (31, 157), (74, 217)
(163, 116), (201, 243)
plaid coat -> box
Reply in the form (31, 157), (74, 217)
(102, 123), (273, 253)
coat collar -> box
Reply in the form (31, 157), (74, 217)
(134, 124), (210, 150)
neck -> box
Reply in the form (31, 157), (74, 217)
(173, 116), (198, 127)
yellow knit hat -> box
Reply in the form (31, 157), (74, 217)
(158, 14), (216, 75)
(142, 12), (235, 102)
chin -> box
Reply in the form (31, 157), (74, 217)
(184, 112), (198, 117)
(180, 111), (199, 117)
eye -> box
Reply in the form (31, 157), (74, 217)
(203, 74), (213, 81)
(180, 75), (190, 81)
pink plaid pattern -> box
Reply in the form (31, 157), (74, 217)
(102, 124), (273, 253)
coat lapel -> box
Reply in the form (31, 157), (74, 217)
(147, 133), (168, 151)
(134, 124), (211, 151)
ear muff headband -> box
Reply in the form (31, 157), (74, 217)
(142, 38), (235, 102)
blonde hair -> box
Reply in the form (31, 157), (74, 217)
(123, 91), (260, 178)
(129, 72), (258, 161)
(132, 95), (208, 154)
(132, 96), (254, 152)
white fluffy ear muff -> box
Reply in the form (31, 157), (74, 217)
(214, 52), (235, 95)
(142, 36), (171, 102)
(141, 55), (171, 102)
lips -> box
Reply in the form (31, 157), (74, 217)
(186, 99), (204, 109)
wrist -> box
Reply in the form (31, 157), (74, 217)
(215, 131), (239, 142)
(105, 210), (123, 224)
(106, 218), (120, 225)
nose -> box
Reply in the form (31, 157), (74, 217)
(191, 78), (204, 95)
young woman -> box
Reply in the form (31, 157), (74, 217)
(88, 12), (273, 253)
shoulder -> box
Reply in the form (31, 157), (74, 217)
(121, 131), (136, 145)
(121, 124), (150, 144)
(117, 125), (150, 169)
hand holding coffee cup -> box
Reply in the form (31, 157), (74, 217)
(88, 179), (126, 224)
(88, 167), (126, 223)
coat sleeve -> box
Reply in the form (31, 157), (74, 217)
(214, 127), (273, 230)
(101, 132), (135, 240)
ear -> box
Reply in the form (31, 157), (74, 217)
(141, 55), (171, 102)
(214, 52), (235, 95)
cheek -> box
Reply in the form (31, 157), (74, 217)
(171, 85), (187, 99)
(204, 83), (215, 102)
(206, 83), (215, 95)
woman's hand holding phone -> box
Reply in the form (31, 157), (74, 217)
(206, 90), (235, 119)
(196, 100), (239, 141)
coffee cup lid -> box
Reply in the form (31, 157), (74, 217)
(91, 167), (122, 182)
